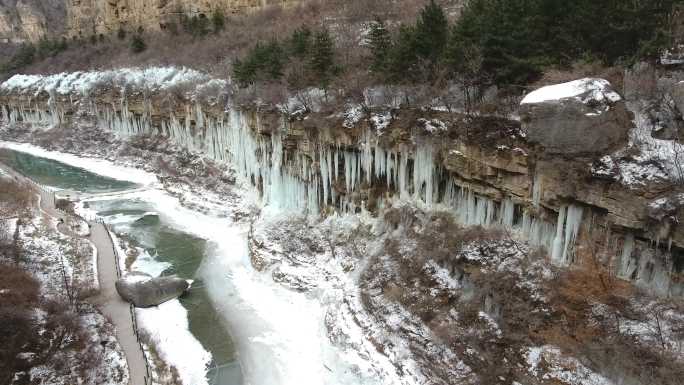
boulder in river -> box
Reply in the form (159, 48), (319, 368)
(520, 78), (633, 155)
(115, 273), (190, 308)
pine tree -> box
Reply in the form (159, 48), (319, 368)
(367, 17), (392, 74)
(232, 58), (253, 86)
(445, 34), (484, 114)
(130, 35), (147, 53)
(211, 10), (226, 33)
(381, 1), (449, 83)
(386, 25), (419, 83)
(308, 28), (336, 89)
(289, 26), (312, 58)
(233, 39), (287, 87)
(263, 40), (285, 80)
(414, 0), (449, 64)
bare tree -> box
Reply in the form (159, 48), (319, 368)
(451, 42), (485, 115)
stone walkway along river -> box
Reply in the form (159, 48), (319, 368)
(1, 161), (148, 385)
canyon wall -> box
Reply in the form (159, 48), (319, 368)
(0, 69), (682, 298)
(0, 0), (296, 43)
(64, 0), (297, 39)
(0, 0), (65, 43)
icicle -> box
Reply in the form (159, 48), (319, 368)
(344, 152), (352, 193)
(326, 148), (334, 203)
(619, 233), (635, 278)
(319, 146), (329, 206)
(350, 153), (357, 192)
(499, 199), (515, 228)
(398, 150), (408, 199)
(334, 147), (340, 181)
(363, 132), (373, 183)
(412, 144), (436, 205)
(561, 205), (583, 263)
(551, 206), (567, 263)
(532, 174), (543, 208)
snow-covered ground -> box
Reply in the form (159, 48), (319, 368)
(591, 101), (684, 188)
(136, 300), (212, 385)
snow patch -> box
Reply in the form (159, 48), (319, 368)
(136, 301), (212, 385)
(370, 111), (392, 135)
(0, 67), (226, 98)
(521, 78), (621, 105)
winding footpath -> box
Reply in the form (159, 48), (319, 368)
(88, 222), (148, 385)
(0, 162), (148, 385)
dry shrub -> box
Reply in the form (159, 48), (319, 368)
(55, 198), (74, 212)
(543, 265), (684, 385)
(0, 176), (35, 218)
(0, 261), (104, 383)
(0, 263), (40, 306)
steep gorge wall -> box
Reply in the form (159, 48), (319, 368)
(0, 0), (296, 43)
(1, 72), (683, 298)
(64, 0), (296, 38)
(0, 0), (65, 43)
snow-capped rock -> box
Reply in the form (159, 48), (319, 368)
(520, 78), (632, 155)
(521, 78), (621, 106)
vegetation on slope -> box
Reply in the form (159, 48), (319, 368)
(233, 0), (681, 93)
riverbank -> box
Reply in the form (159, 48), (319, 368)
(0, 162), (130, 385)
(0, 145), (217, 385)
(0, 160), (149, 385)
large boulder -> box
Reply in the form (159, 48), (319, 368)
(115, 273), (189, 308)
(520, 78), (633, 155)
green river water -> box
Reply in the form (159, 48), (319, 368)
(0, 149), (136, 192)
(1, 148), (241, 385)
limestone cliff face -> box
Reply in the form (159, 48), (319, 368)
(1, 69), (682, 297)
(0, 0), (294, 42)
(0, 0), (65, 43)
(64, 0), (295, 38)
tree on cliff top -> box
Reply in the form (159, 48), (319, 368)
(130, 35), (147, 54)
(368, 17), (392, 75)
(233, 40), (286, 86)
(414, 0), (449, 67)
(308, 28), (338, 91)
(212, 10), (226, 33)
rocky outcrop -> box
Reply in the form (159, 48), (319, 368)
(520, 78), (633, 155)
(115, 273), (189, 307)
